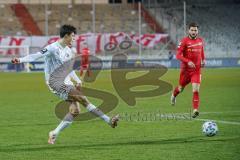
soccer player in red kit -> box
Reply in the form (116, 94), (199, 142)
(171, 22), (205, 118)
(80, 43), (91, 77)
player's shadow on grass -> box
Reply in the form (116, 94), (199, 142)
(1, 136), (239, 153)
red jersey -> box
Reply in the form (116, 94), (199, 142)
(81, 47), (90, 67)
(176, 36), (205, 72)
(82, 47), (90, 56)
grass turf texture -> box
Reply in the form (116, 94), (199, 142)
(0, 68), (240, 160)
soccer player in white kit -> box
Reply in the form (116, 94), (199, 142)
(11, 25), (119, 144)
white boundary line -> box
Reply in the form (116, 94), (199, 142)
(180, 111), (240, 115)
(120, 111), (240, 125)
(182, 111), (240, 125)
(193, 118), (240, 125)
(183, 111), (240, 125)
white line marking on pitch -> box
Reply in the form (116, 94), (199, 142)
(180, 111), (240, 115)
(193, 118), (240, 125)
(169, 111), (240, 125)
(121, 111), (240, 125)
(182, 111), (240, 125)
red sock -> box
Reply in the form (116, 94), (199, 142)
(173, 87), (180, 97)
(193, 91), (199, 109)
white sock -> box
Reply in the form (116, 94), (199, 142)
(52, 112), (74, 135)
(86, 103), (110, 123)
(53, 121), (72, 135)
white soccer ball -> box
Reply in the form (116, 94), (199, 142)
(202, 121), (218, 137)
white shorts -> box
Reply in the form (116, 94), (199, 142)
(48, 61), (75, 100)
(47, 81), (74, 101)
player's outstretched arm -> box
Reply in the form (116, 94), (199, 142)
(11, 52), (44, 64)
(11, 47), (52, 64)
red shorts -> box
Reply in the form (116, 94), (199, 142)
(179, 70), (201, 87)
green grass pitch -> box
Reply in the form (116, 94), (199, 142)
(0, 68), (240, 160)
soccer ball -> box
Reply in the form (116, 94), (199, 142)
(202, 121), (218, 137)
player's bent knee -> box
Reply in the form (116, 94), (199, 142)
(69, 89), (90, 106)
(69, 102), (81, 116)
(73, 95), (89, 106)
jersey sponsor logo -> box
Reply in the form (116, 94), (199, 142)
(187, 42), (202, 48)
(187, 48), (202, 52)
(40, 48), (48, 54)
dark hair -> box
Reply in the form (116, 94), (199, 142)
(60, 24), (76, 38)
(188, 22), (199, 29)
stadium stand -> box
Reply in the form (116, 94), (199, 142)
(0, 4), (27, 36)
(146, 1), (240, 57)
(11, 4), (43, 35)
(1, 0), (239, 58)
(25, 4), (153, 35)
(0, 3), (154, 36)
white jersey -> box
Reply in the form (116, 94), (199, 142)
(19, 41), (81, 85)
